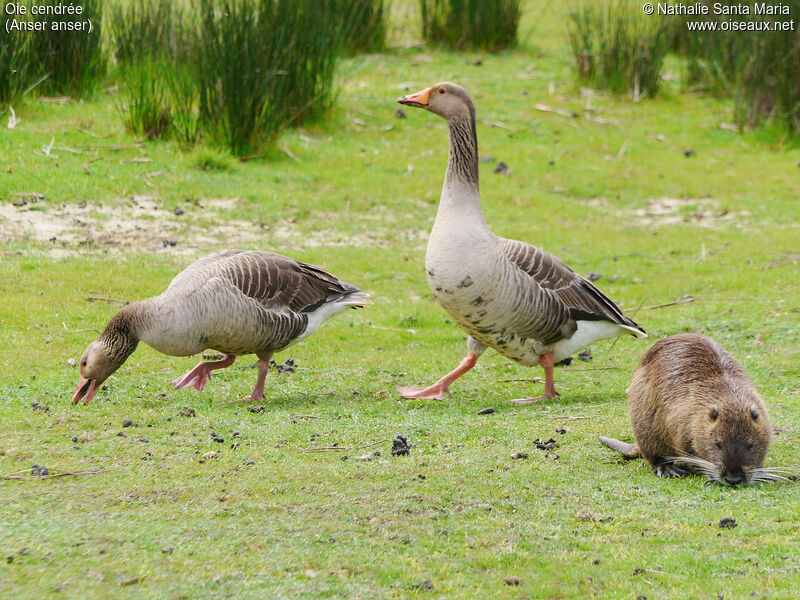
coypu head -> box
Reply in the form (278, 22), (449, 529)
(676, 401), (775, 485)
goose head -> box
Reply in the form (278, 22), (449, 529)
(72, 341), (128, 405)
(72, 310), (140, 405)
(398, 82), (475, 122)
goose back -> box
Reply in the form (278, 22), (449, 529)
(142, 250), (362, 357)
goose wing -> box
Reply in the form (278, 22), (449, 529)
(175, 250), (356, 313)
(499, 238), (645, 345)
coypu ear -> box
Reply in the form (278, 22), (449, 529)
(709, 407), (719, 421)
(750, 407), (759, 421)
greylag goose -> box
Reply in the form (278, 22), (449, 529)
(396, 83), (645, 403)
(71, 250), (369, 404)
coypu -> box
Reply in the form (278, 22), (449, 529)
(600, 334), (778, 485)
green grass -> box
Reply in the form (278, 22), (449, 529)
(1, 2), (800, 598)
(420, 0), (521, 50)
(567, 0), (670, 100)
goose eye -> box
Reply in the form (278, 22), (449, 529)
(438, 87), (446, 94)
(710, 408), (719, 421)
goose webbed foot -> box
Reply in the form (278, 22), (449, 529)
(396, 383), (451, 401)
(396, 352), (478, 401)
(510, 352), (559, 404)
(171, 354), (236, 391)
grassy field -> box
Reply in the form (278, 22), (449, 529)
(1, 2), (799, 598)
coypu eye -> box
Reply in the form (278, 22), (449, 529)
(710, 407), (719, 421)
(81, 359), (87, 367)
(715, 441), (722, 449)
(747, 442), (754, 450)
(438, 87), (446, 94)
(750, 408), (759, 421)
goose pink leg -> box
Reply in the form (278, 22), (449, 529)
(230, 359), (271, 403)
(171, 354), (236, 391)
(510, 352), (559, 404)
(396, 352), (478, 400)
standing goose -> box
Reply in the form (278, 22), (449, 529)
(72, 250), (369, 404)
(396, 83), (645, 403)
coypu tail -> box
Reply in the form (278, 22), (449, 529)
(599, 436), (641, 459)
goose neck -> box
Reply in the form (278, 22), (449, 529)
(98, 301), (150, 363)
(445, 114), (480, 191)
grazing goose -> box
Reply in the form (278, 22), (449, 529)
(396, 83), (645, 403)
(72, 250), (369, 404)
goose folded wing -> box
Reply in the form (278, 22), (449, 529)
(500, 239), (644, 345)
(218, 252), (350, 313)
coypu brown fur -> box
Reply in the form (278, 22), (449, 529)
(600, 334), (775, 485)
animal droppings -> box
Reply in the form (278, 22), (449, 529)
(410, 579), (434, 591)
(503, 576), (521, 586)
(391, 435), (411, 456)
(31, 401), (49, 412)
(31, 464), (49, 476)
(202, 451), (218, 460)
(719, 517), (737, 529)
(578, 350), (592, 361)
(534, 438), (558, 451)
(493, 161), (510, 175)
(510, 452), (528, 459)
(477, 407), (495, 415)
(248, 405), (265, 414)
(122, 418), (134, 427)
(178, 408), (195, 417)
(271, 358), (296, 373)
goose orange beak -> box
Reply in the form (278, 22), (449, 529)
(72, 376), (99, 405)
(397, 87), (432, 109)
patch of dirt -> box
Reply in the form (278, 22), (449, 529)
(1, 197), (427, 256)
(0, 196), (265, 256)
(629, 197), (743, 228)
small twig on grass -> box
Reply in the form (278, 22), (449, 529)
(78, 144), (141, 151)
(301, 439), (388, 453)
(534, 103), (578, 118)
(2, 468), (106, 481)
(498, 377), (545, 383)
(290, 414), (321, 420)
(39, 96), (73, 104)
(62, 322), (101, 334)
(41, 137), (56, 157)
(559, 367), (622, 372)
(86, 296), (129, 305)
(280, 147), (299, 162)
(541, 415), (596, 420)
(76, 127), (115, 139)
(52, 146), (98, 156)
(642, 295), (697, 310)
